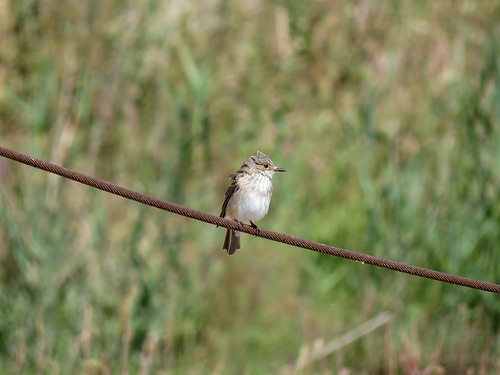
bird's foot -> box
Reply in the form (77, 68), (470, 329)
(250, 221), (260, 235)
(233, 219), (243, 231)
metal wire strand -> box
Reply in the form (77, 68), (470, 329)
(1, 145), (499, 294)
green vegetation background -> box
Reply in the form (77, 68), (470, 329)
(1, 0), (499, 374)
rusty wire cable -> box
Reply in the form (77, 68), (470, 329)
(1, 145), (499, 294)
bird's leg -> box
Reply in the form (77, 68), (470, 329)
(233, 218), (243, 231)
(249, 221), (260, 235)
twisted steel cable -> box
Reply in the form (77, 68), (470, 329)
(1, 145), (499, 294)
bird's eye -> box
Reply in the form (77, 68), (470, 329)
(263, 164), (269, 168)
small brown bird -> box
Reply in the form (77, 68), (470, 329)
(219, 151), (286, 255)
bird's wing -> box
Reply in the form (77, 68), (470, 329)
(219, 182), (238, 218)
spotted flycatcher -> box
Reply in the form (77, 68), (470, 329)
(219, 151), (286, 255)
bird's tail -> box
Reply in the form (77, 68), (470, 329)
(223, 229), (241, 255)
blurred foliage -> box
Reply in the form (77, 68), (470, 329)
(1, 0), (500, 373)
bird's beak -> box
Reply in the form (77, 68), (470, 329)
(274, 167), (286, 172)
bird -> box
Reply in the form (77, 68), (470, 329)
(219, 151), (286, 255)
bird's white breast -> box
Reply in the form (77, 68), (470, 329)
(229, 173), (273, 222)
